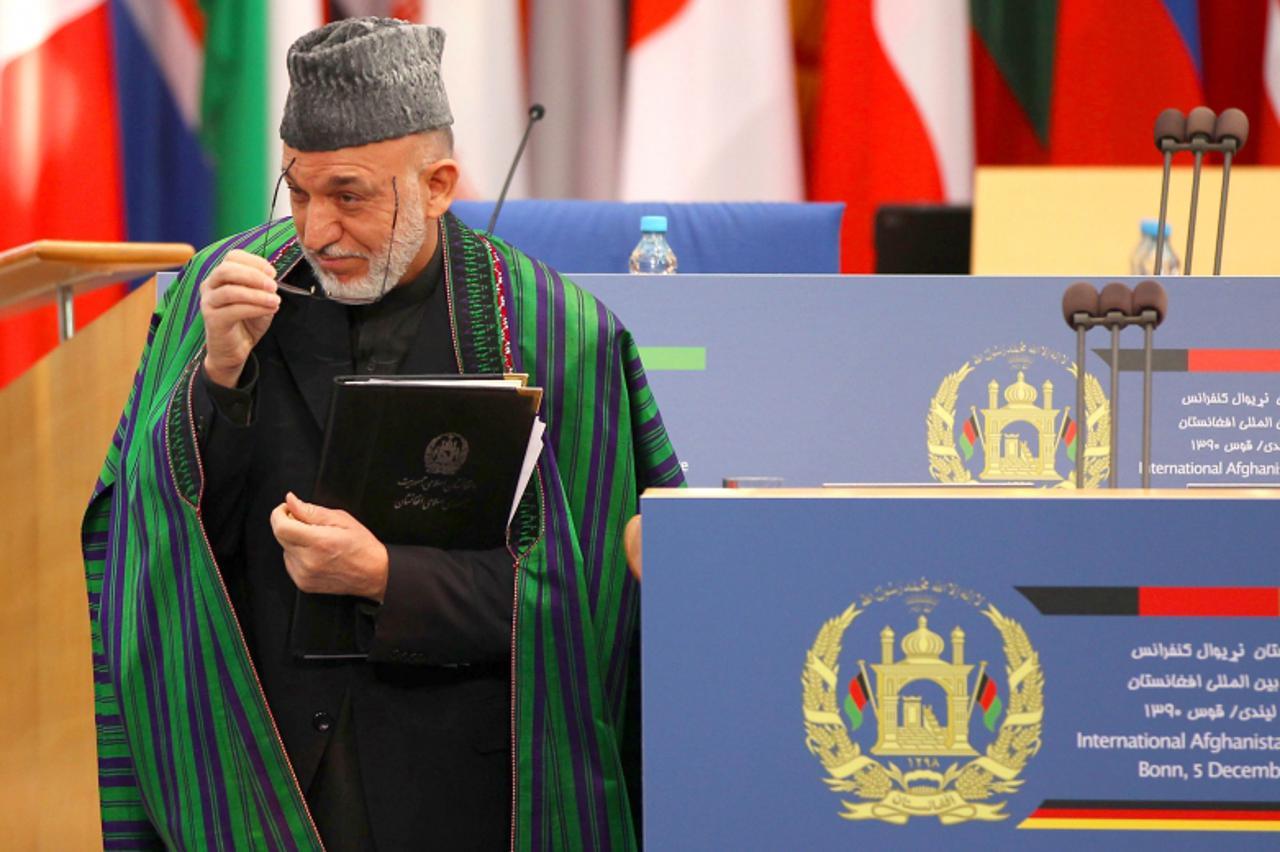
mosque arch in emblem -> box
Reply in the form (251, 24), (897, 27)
(870, 617), (977, 757)
(978, 371), (1062, 482)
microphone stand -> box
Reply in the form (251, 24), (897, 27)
(1140, 311), (1157, 488)
(486, 104), (547, 235)
(1155, 139), (1175, 274)
(1075, 316), (1088, 490)
(1107, 311), (1123, 488)
(1212, 138), (1238, 276)
(1184, 136), (1206, 275)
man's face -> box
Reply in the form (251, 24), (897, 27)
(282, 136), (431, 302)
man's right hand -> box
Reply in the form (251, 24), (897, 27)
(200, 249), (281, 388)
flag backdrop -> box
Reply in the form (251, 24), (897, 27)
(4, 0), (1280, 384)
(619, 0), (804, 201)
(810, 0), (972, 274)
(0, 0), (320, 388)
(0, 1), (126, 387)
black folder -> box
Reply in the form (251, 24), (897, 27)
(290, 374), (541, 659)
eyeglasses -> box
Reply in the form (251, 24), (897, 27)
(261, 159), (400, 305)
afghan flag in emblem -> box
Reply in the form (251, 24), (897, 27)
(844, 672), (872, 730)
(976, 672), (1003, 731)
(958, 413), (980, 461)
(1059, 415), (1078, 462)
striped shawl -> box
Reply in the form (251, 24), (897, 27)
(82, 213), (682, 849)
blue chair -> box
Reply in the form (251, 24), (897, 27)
(449, 200), (844, 274)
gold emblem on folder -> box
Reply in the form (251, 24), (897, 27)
(802, 582), (1044, 825)
(925, 344), (1109, 488)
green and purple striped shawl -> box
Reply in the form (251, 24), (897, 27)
(82, 213), (683, 850)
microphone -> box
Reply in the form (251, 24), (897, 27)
(486, 103), (547, 235)
(1182, 106), (1216, 274)
(1210, 108), (1249, 275)
(1152, 109), (1186, 275)
(1099, 283), (1133, 488)
(1132, 280), (1167, 487)
(1062, 282), (1100, 489)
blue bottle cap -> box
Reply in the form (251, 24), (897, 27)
(1141, 219), (1173, 238)
(640, 215), (668, 233)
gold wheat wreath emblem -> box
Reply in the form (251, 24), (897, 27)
(927, 360), (1110, 488)
(802, 604), (1044, 825)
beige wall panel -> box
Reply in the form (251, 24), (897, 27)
(973, 166), (1280, 276)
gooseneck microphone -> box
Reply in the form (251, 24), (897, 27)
(1061, 281), (1170, 489)
(1149, 106), (1249, 276)
(486, 103), (547, 235)
(1062, 282), (1101, 490)
(1099, 283), (1133, 487)
(1182, 106), (1216, 275)
(1152, 108), (1186, 275)
(1211, 108), (1249, 275)
(1132, 280), (1168, 487)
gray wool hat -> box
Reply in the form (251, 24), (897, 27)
(279, 17), (453, 152)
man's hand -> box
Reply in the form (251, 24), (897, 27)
(270, 492), (390, 602)
(624, 514), (642, 582)
(201, 249), (280, 388)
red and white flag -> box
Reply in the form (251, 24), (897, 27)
(0, 0), (126, 386)
(1262, 0), (1280, 162)
(419, 1), (529, 200)
(619, 0), (802, 201)
(810, 0), (972, 272)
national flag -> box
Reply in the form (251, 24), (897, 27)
(975, 671), (1003, 731)
(418, 1), (530, 200)
(971, 0), (1203, 165)
(527, 0), (624, 199)
(201, 0), (324, 233)
(1262, 0), (1280, 162)
(810, 0), (972, 273)
(0, 0), (127, 388)
(110, 0), (214, 245)
(959, 412), (981, 462)
(843, 671), (872, 731)
(620, 0), (802, 202)
(1059, 414), (1077, 462)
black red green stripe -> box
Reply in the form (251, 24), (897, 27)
(975, 672), (1003, 730)
(1017, 586), (1280, 616)
(959, 412), (980, 461)
(843, 671), (871, 730)
(1058, 415), (1077, 461)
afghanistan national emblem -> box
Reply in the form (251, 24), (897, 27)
(802, 582), (1044, 825)
(926, 343), (1110, 488)
(423, 432), (469, 475)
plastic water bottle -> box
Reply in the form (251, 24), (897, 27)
(1130, 219), (1180, 276)
(629, 215), (678, 274)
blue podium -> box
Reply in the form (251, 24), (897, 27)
(640, 488), (1280, 850)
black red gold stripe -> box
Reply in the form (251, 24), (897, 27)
(1020, 799), (1280, 832)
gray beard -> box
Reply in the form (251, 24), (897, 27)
(303, 192), (428, 304)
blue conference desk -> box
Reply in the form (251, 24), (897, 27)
(640, 488), (1279, 850)
(579, 274), (1280, 490)
(158, 269), (1280, 491)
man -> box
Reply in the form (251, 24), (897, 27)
(82, 17), (681, 850)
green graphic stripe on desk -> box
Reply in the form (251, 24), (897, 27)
(638, 347), (706, 371)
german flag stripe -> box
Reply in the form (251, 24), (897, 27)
(1020, 800), (1280, 832)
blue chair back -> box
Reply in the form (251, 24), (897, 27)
(449, 200), (844, 274)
